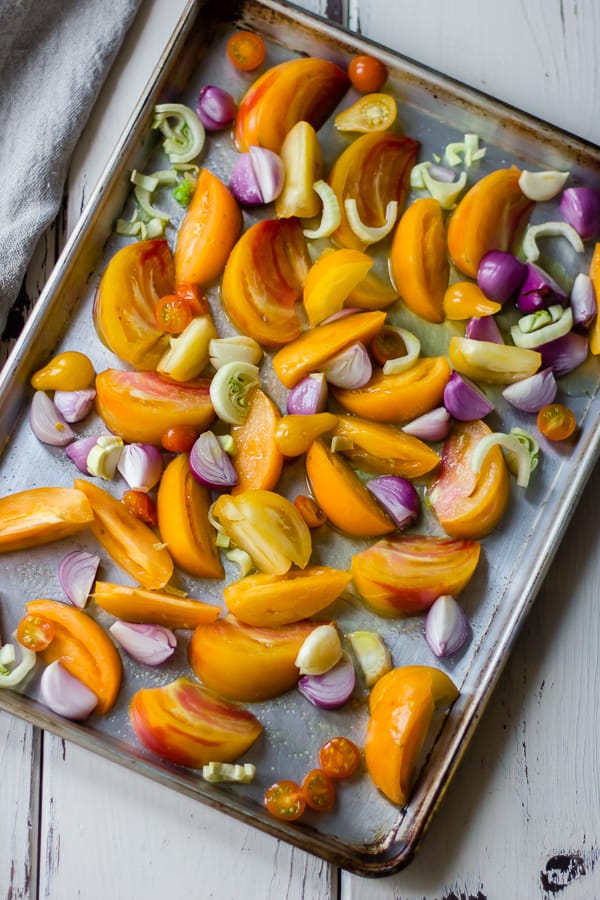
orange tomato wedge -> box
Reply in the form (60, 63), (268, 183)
(231, 388), (284, 494)
(332, 356), (450, 423)
(427, 419), (510, 539)
(305, 439), (395, 537)
(93, 582), (220, 629)
(174, 168), (242, 287)
(365, 665), (458, 805)
(0, 487), (93, 553)
(302, 248), (374, 326)
(74, 479), (174, 590)
(188, 615), (319, 702)
(26, 599), (122, 715)
(331, 414), (440, 478)
(272, 310), (386, 388)
(390, 197), (449, 323)
(223, 566), (351, 627)
(156, 452), (223, 579)
(447, 167), (534, 278)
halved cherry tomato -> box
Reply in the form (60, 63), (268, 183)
(294, 495), (327, 529)
(123, 490), (158, 526)
(348, 55), (388, 93)
(264, 780), (306, 821)
(226, 31), (266, 72)
(334, 93), (396, 134)
(318, 736), (361, 779)
(155, 295), (194, 334)
(161, 423), (200, 453)
(16, 613), (55, 651)
(537, 403), (577, 441)
(301, 768), (336, 812)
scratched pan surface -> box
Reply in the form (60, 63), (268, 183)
(1, 0), (600, 877)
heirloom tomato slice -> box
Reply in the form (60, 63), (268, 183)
(94, 369), (215, 445)
(221, 218), (311, 348)
(0, 486), (93, 553)
(188, 615), (319, 702)
(130, 677), (263, 768)
(234, 56), (349, 153)
(328, 132), (419, 249)
(351, 534), (481, 616)
(427, 419), (510, 539)
(93, 239), (174, 370)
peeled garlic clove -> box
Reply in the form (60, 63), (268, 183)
(518, 169), (569, 202)
(295, 624), (342, 675)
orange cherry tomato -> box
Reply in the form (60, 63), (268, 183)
(348, 55), (387, 93)
(155, 295), (194, 334)
(537, 403), (577, 441)
(226, 31), (266, 72)
(264, 780), (306, 821)
(160, 423), (200, 453)
(318, 736), (361, 780)
(301, 768), (336, 812)
(123, 489), (158, 527)
(294, 495), (327, 529)
(16, 613), (55, 651)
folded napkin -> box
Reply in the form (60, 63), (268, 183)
(0, 0), (142, 338)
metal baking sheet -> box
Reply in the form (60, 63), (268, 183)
(1, 0), (600, 877)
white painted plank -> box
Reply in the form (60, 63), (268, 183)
(348, 0), (600, 145)
(38, 738), (334, 900)
(0, 714), (39, 900)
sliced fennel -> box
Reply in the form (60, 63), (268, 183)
(152, 103), (206, 164)
(303, 181), (341, 239)
(411, 162), (467, 209)
(209, 361), (260, 425)
(511, 306), (573, 349)
(444, 133), (486, 167)
(522, 221), (584, 263)
(472, 429), (539, 488)
(202, 762), (256, 784)
(0, 641), (37, 688)
(344, 198), (398, 244)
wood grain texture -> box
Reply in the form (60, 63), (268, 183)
(0, 716), (40, 900)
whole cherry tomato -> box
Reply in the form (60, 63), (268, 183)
(155, 295), (194, 334)
(537, 403), (577, 441)
(301, 768), (336, 812)
(160, 423), (200, 453)
(318, 736), (361, 779)
(348, 55), (387, 93)
(264, 780), (306, 821)
(226, 31), (266, 72)
(16, 613), (56, 651)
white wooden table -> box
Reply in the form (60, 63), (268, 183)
(3, 1), (600, 897)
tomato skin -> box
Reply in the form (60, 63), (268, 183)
(155, 295), (194, 334)
(294, 495), (327, 529)
(226, 31), (266, 72)
(318, 736), (361, 779)
(348, 55), (387, 93)
(16, 613), (55, 651)
(123, 490), (158, 527)
(537, 403), (577, 441)
(160, 424), (200, 453)
(264, 780), (306, 821)
(301, 768), (336, 812)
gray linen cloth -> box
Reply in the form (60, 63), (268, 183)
(0, 0), (142, 337)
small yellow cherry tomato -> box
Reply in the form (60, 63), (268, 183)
(31, 351), (95, 391)
(443, 281), (502, 320)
